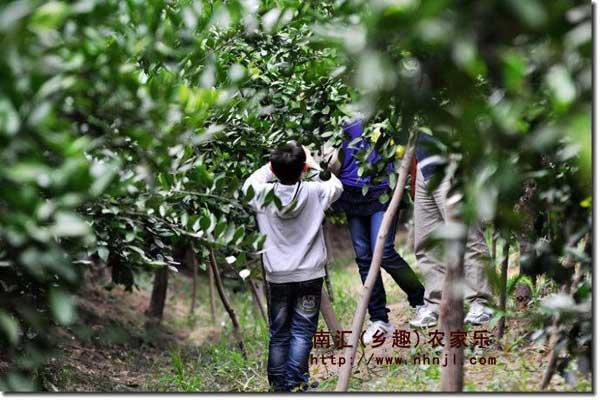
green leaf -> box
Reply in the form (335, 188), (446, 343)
(0, 311), (21, 345)
(214, 218), (227, 238)
(0, 98), (20, 136)
(507, 0), (547, 28)
(502, 51), (526, 93)
(357, 165), (365, 177)
(30, 1), (71, 31)
(52, 212), (90, 237)
(49, 288), (76, 325)
(97, 246), (109, 262)
(222, 223), (236, 243)
(546, 65), (576, 111)
(388, 172), (397, 189)
(0, 0), (35, 32)
(196, 165), (214, 187)
(378, 192), (390, 204)
(232, 226), (245, 244)
(90, 160), (120, 196)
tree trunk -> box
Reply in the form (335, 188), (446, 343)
(440, 230), (467, 392)
(208, 250), (246, 358)
(541, 249), (588, 389)
(186, 246), (198, 315)
(248, 278), (268, 323)
(320, 287), (343, 348)
(146, 266), (169, 322)
(335, 140), (415, 391)
(497, 241), (510, 339)
(208, 258), (217, 322)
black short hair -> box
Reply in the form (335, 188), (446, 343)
(269, 141), (306, 185)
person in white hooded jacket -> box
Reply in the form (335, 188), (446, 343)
(242, 141), (342, 392)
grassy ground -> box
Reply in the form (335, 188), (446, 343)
(42, 241), (592, 392)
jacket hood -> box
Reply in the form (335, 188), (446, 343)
(272, 182), (307, 219)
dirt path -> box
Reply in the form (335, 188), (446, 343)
(42, 278), (221, 391)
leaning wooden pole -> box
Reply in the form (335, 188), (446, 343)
(335, 139), (415, 391)
(208, 249), (247, 359)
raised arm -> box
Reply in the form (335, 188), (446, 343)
(303, 146), (343, 209)
(316, 172), (343, 209)
(242, 163), (275, 210)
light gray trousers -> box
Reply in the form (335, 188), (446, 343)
(414, 167), (493, 313)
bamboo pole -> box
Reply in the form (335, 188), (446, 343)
(208, 249), (247, 359)
(335, 139), (415, 391)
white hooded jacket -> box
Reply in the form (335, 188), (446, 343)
(242, 164), (343, 283)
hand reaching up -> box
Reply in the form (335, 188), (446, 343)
(302, 145), (321, 171)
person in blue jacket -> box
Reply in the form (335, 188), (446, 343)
(334, 119), (425, 344)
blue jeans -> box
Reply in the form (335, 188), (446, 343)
(267, 278), (322, 392)
(347, 211), (424, 323)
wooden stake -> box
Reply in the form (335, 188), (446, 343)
(208, 249), (247, 359)
(320, 286), (343, 347)
(335, 140), (415, 391)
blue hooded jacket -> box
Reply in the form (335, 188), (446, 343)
(333, 119), (394, 216)
(339, 119), (392, 189)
